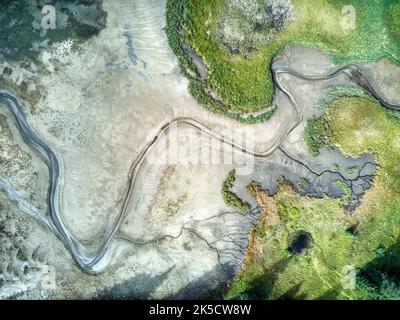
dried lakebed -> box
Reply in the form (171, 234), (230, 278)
(0, 56), (398, 279)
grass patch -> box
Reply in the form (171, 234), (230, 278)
(166, 0), (400, 120)
(355, 238), (400, 300)
(0, 1), (107, 62)
(335, 180), (355, 207)
(346, 165), (359, 175)
(225, 184), (356, 300)
(315, 86), (369, 111)
(304, 117), (330, 156)
(221, 169), (251, 213)
(0, 68), (46, 108)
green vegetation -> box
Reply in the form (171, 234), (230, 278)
(389, 1), (400, 39)
(165, 0), (276, 123)
(298, 177), (311, 193)
(222, 96), (400, 299)
(331, 0), (400, 65)
(221, 170), (251, 213)
(315, 86), (369, 111)
(165, 0), (400, 120)
(0, 68), (45, 108)
(356, 273), (400, 300)
(226, 184), (357, 299)
(0, 1), (107, 62)
(355, 238), (400, 300)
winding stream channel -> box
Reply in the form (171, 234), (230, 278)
(0, 59), (399, 273)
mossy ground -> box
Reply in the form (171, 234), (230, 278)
(166, 0), (400, 118)
(0, 1), (107, 62)
(224, 97), (400, 300)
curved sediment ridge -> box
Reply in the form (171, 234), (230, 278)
(0, 59), (399, 273)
